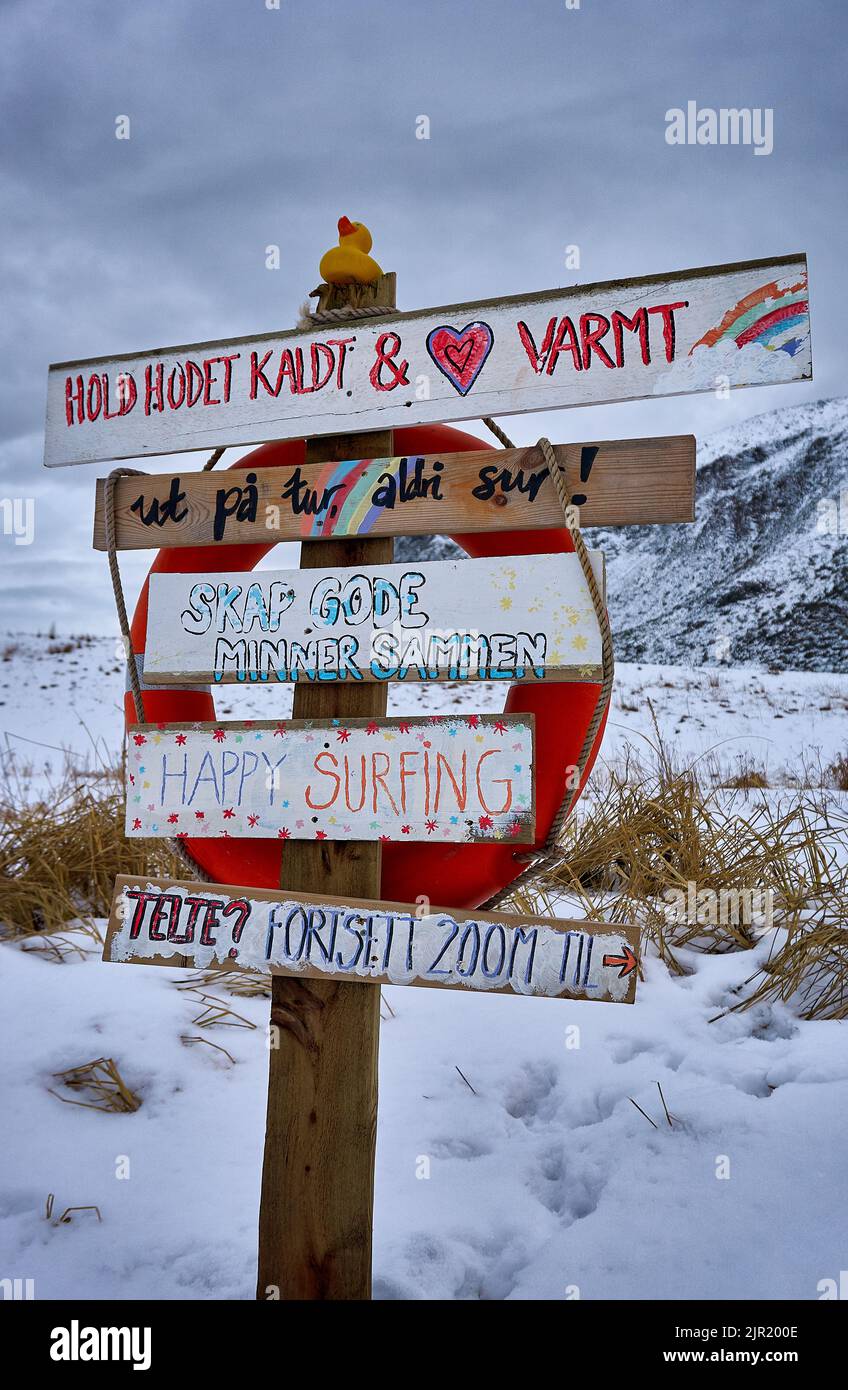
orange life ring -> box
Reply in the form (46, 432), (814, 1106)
(126, 424), (607, 909)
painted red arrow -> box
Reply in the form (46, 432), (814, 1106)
(602, 945), (638, 978)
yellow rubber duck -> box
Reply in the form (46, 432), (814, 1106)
(319, 216), (383, 286)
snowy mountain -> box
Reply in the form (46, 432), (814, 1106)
(398, 397), (848, 672)
(599, 397), (848, 671)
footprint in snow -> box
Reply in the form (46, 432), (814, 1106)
(428, 1134), (492, 1160)
(529, 1142), (607, 1222)
(502, 1060), (560, 1125)
(608, 1034), (685, 1070)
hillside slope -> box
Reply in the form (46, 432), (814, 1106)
(398, 397), (848, 671)
(598, 396), (848, 671)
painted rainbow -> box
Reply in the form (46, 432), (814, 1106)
(300, 456), (409, 538)
(691, 275), (810, 358)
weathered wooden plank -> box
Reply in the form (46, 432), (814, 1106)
(46, 254), (810, 467)
(125, 714), (535, 844)
(91, 435), (696, 550)
(143, 550), (606, 686)
(104, 875), (640, 1005)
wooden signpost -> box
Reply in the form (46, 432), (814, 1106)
(124, 714), (536, 844)
(252, 270), (398, 1300)
(92, 434), (696, 549)
(104, 875), (639, 1005)
(45, 254), (809, 468)
(51, 226), (812, 1302)
(142, 551), (606, 686)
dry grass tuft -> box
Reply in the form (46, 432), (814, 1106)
(827, 752), (848, 791)
(0, 763), (183, 940)
(49, 1056), (142, 1113)
(508, 731), (848, 1019)
(187, 992), (256, 1030)
(180, 1035), (237, 1065)
(176, 968), (271, 999)
(723, 762), (770, 790)
(45, 1194), (103, 1225)
(717, 923), (848, 1022)
(19, 932), (94, 963)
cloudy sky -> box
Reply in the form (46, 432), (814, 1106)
(1, 0), (845, 635)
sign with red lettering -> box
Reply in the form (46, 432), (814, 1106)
(45, 254), (809, 467)
(125, 715), (535, 844)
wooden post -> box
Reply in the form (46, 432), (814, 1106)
(256, 273), (396, 1301)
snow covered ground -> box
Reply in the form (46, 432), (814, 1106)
(1, 635), (847, 1300)
(2, 929), (847, 1301)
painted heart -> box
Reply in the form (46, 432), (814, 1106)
(426, 321), (494, 396)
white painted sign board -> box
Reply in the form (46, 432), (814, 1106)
(45, 255), (810, 466)
(125, 715), (535, 843)
(143, 550), (606, 686)
(104, 876), (639, 1004)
